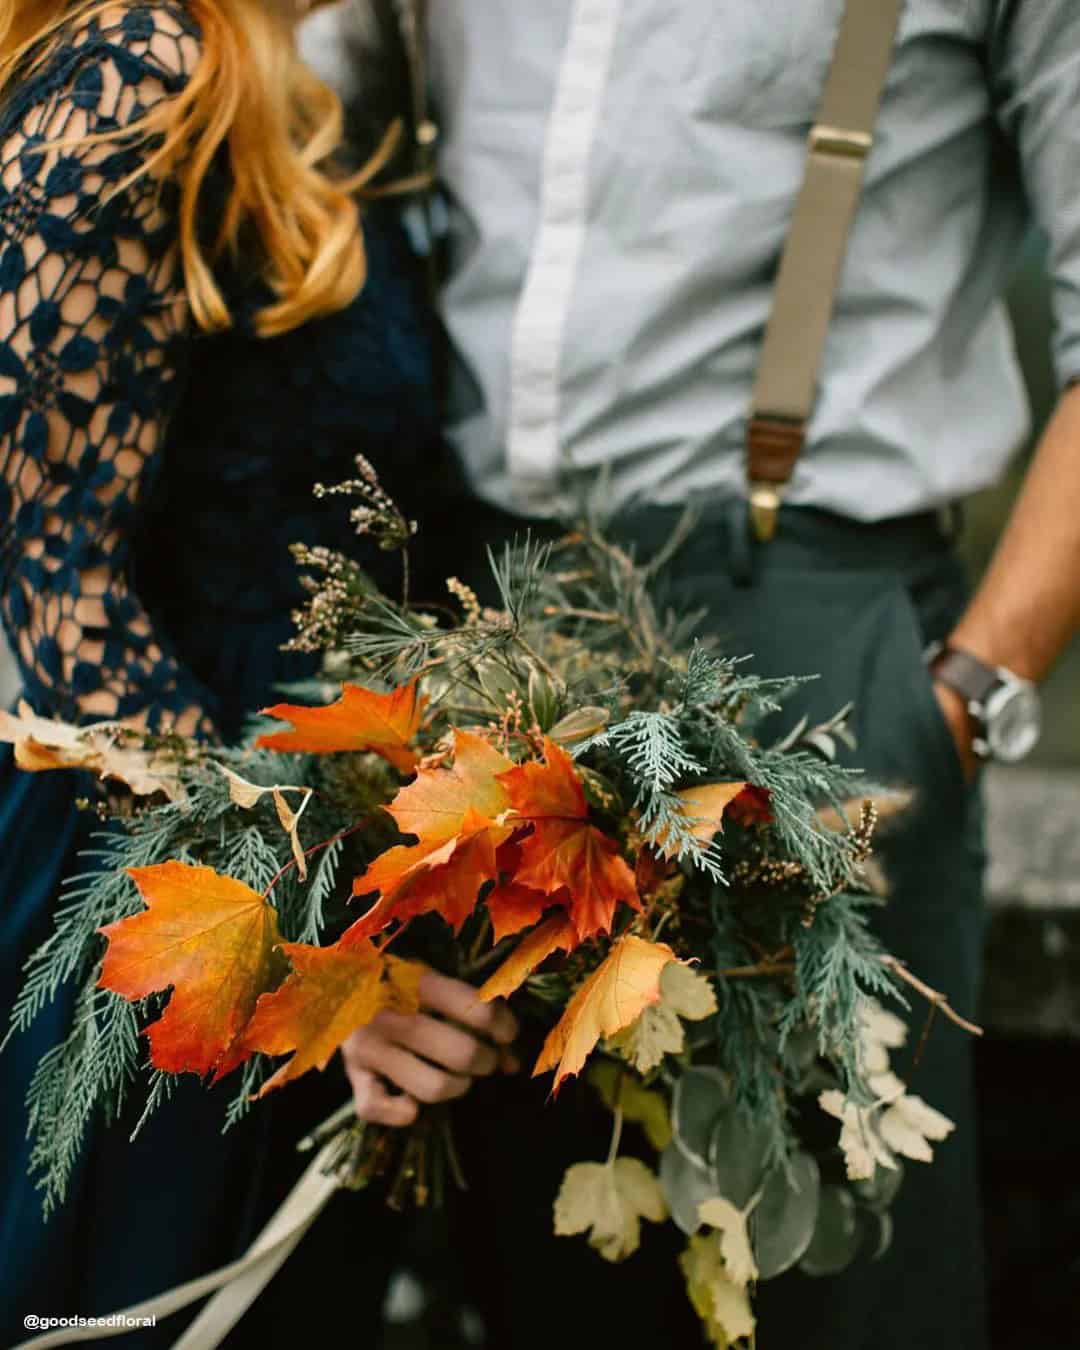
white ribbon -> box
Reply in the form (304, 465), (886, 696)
(15, 1140), (343, 1350)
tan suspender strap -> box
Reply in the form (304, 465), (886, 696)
(747, 0), (906, 541)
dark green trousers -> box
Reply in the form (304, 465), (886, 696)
(447, 500), (988, 1350)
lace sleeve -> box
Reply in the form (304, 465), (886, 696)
(0, 4), (218, 735)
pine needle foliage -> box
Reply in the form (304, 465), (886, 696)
(6, 468), (959, 1268)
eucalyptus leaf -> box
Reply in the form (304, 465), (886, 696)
(799, 1184), (861, 1277)
(852, 1160), (904, 1213)
(752, 1151), (821, 1280)
(672, 1067), (732, 1169)
(660, 1143), (719, 1236)
(708, 1108), (772, 1210)
(861, 1208), (893, 1262)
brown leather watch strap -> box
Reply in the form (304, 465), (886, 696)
(927, 645), (1001, 708)
(747, 0), (907, 539)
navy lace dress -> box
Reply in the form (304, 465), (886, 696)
(0, 7), (440, 1341)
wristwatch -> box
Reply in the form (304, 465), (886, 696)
(924, 642), (1042, 764)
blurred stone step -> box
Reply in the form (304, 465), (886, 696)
(981, 766), (1080, 1039)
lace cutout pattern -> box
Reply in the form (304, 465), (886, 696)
(0, 4), (216, 732)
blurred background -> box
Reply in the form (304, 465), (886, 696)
(963, 246), (1080, 1347)
(0, 246), (1075, 1345)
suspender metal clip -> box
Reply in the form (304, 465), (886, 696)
(808, 124), (873, 161)
(748, 482), (782, 543)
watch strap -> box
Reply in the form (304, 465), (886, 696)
(927, 645), (1000, 708)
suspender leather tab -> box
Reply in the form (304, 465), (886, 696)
(746, 0), (906, 542)
(747, 414), (805, 540)
(747, 415), (806, 483)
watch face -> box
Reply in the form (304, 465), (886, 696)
(985, 683), (1042, 763)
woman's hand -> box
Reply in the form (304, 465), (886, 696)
(341, 970), (520, 1128)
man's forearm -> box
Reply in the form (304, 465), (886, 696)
(949, 380), (1080, 682)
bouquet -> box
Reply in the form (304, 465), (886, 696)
(2, 461), (979, 1347)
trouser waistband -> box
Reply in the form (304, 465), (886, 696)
(455, 495), (962, 595)
(612, 499), (961, 585)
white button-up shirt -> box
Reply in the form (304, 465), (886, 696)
(312, 2), (1080, 522)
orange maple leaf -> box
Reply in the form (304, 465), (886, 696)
(485, 880), (558, 943)
(726, 784), (774, 827)
(634, 846), (676, 905)
(257, 680), (427, 773)
(239, 939), (424, 1095)
(98, 863), (288, 1080)
(479, 913), (578, 1002)
(382, 730), (513, 840)
(499, 738), (640, 940)
(533, 936), (677, 1090)
(350, 812), (502, 939)
(350, 731), (514, 937)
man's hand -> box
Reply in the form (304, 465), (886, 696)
(932, 680), (979, 784)
(341, 970), (520, 1128)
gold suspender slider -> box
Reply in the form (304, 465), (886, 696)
(748, 482), (783, 544)
(807, 124), (873, 160)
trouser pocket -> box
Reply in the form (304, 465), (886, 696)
(677, 559), (970, 814)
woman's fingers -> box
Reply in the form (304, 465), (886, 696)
(372, 1009), (500, 1078)
(417, 970), (520, 1047)
(339, 972), (524, 1126)
(343, 1025), (472, 1104)
(344, 1064), (419, 1128)
(357, 1038), (472, 1104)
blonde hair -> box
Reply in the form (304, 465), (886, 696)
(0, 0), (395, 337)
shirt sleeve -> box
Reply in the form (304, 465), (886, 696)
(990, 1), (1080, 391)
(0, 5), (219, 734)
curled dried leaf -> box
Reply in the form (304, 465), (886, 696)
(0, 702), (185, 800)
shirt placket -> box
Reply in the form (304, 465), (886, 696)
(505, 0), (626, 508)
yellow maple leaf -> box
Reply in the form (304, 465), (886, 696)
(657, 782), (749, 857)
(680, 1232), (756, 1347)
(479, 912), (578, 1002)
(589, 1060), (673, 1151)
(608, 961), (718, 1073)
(554, 1158), (667, 1261)
(534, 936), (676, 1090)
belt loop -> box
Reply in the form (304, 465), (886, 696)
(724, 496), (756, 588)
(939, 500), (965, 543)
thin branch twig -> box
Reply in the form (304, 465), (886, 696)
(720, 961), (795, 980)
(544, 605), (626, 626)
(262, 816), (373, 900)
(606, 1106), (625, 1166)
(881, 956), (983, 1038)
